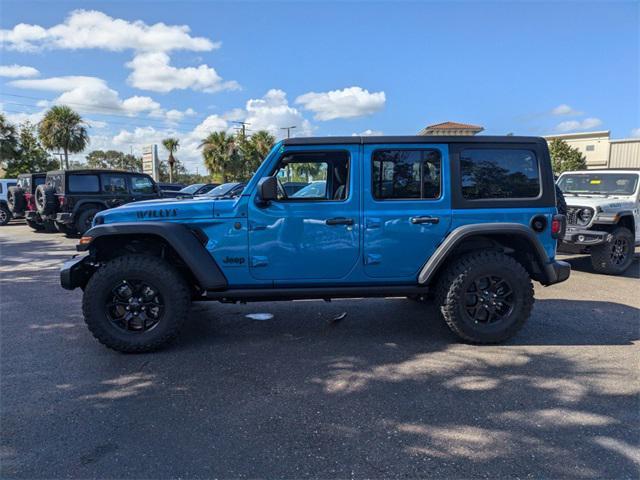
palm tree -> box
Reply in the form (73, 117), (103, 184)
(0, 113), (20, 163)
(162, 138), (180, 183)
(199, 131), (237, 182)
(38, 106), (89, 170)
(250, 130), (275, 160)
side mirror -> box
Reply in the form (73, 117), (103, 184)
(257, 176), (277, 204)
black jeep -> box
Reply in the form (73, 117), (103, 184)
(35, 169), (160, 235)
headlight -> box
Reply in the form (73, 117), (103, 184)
(576, 207), (593, 226)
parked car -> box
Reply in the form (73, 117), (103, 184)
(7, 173), (56, 231)
(169, 183), (220, 199)
(282, 181), (308, 196)
(557, 169), (639, 274)
(199, 182), (245, 199)
(157, 182), (185, 197)
(61, 135), (570, 352)
(36, 169), (160, 235)
(0, 178), (17, 226)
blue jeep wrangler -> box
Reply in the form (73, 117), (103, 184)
(61, 136), (570, 352)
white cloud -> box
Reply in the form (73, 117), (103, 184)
(555, 117), (603, 133)
(296, 86), (385, 121)
(0, 10), (216, 53)
(352, 129), (383, 136)
(9, 75), (163, 117)
(245, 89), (313, 136)
(0, 64), (39, 78)
(551, 104), (582, 116)
(126, 52), (239, 93)
(630, 128), (640, 138)
(165, 108), (196, 124)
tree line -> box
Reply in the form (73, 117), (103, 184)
(1, 105), (276, 183)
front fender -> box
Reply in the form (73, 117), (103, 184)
(70, 222), (228, 291)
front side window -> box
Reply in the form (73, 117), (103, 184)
(68, 174), (100, 193)
(461, 149), (540, 200)
(101, 174), (127, 193)
(372, 149), (441, 200)
(272, 151), (349, 201)
(130, 176), (154, 194)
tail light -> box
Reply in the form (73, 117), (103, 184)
(551, 214), (565, 239)
(58, 195), (66, 207)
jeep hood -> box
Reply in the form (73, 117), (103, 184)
(564, 195), (636, 212)
(95, 196), (241, 224)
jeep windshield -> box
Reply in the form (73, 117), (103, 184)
(558, 173), (639, 196)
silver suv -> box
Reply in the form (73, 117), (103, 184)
(557, 169), (639, 274)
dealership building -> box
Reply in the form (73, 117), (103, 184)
(542, 131), (640, 170)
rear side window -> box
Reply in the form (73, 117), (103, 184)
(372, 149), (441, 200)
(68, 174), (100, 193)
(130, 176), (154, 194)
(101, 174), (127, 193)
(460, 149), (540, 199)
(18, 177), (31, 190)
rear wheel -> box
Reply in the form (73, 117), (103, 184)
(83, 255), (191, 353)
(437, 251), (534, 343)
(75, 207), (99, 235)
(55, 222), (76, 235)
(591, 227), (635, 275)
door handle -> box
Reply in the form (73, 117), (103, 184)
(326, 217), (354, 226)
(410, 216), (439, 225)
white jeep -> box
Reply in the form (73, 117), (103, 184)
(557, 169), (639, 275)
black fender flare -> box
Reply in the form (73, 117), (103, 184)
(417, 223), (568, 286)
(594, 210), (635, 227)
(77, 222), (228, 290)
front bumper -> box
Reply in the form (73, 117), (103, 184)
(56, 212), (74, 224)
(60, 253), (91, 290)
(562, 227), (611, 246)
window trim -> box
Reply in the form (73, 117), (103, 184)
(370, 147), (443, 202)
(66, 173), (101, 194)
(100, 173), (128, 194)
(268, 149), (351, 203)
(450, 142), (555, 210)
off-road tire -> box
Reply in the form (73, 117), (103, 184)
(0, 204), (11, 226)
(590, 227), (635, 275)
(43, 219), (58, 233)
(7, 186), (26, 215)
(26, 219), (45, 231)
(75, 207), (99, 235)
(83, 255), (191, 353)
(437, 251), (534, 343)
(35, 185), (57, 215)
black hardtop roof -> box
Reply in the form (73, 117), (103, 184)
(283, 135), (546, 146)
(46, 169), (150, 176)
(18, 172), (47, 178)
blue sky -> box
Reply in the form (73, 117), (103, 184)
(1, 1), (638, 170)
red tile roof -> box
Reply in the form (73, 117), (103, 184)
(424, 121), (483, 130)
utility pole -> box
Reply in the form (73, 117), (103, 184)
(232, 121), (251, 137)
(280, 125), (296, 138)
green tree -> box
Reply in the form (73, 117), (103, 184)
(85, 150), (142, 171)
(38, 106), (89, 170)
(3, 121), (58, 177)
(549, 138), (587, 175)
(200, 131), (238, 182)
(242, 130), (275, 179)
(162, 137), (180, 183)
(0, 114), (21, 175)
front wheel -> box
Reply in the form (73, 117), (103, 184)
(437, 251), (534, 343)
(0, 205), (11, 226)
(590, 227), (635, 275)
(82, 255), (191, 352)
(26, 219), (45, 231)
(75, 208), (100, 235)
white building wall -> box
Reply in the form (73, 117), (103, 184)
(609, 140), (640, 168)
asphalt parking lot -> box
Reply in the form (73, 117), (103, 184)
(1, 221), (638, 479)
